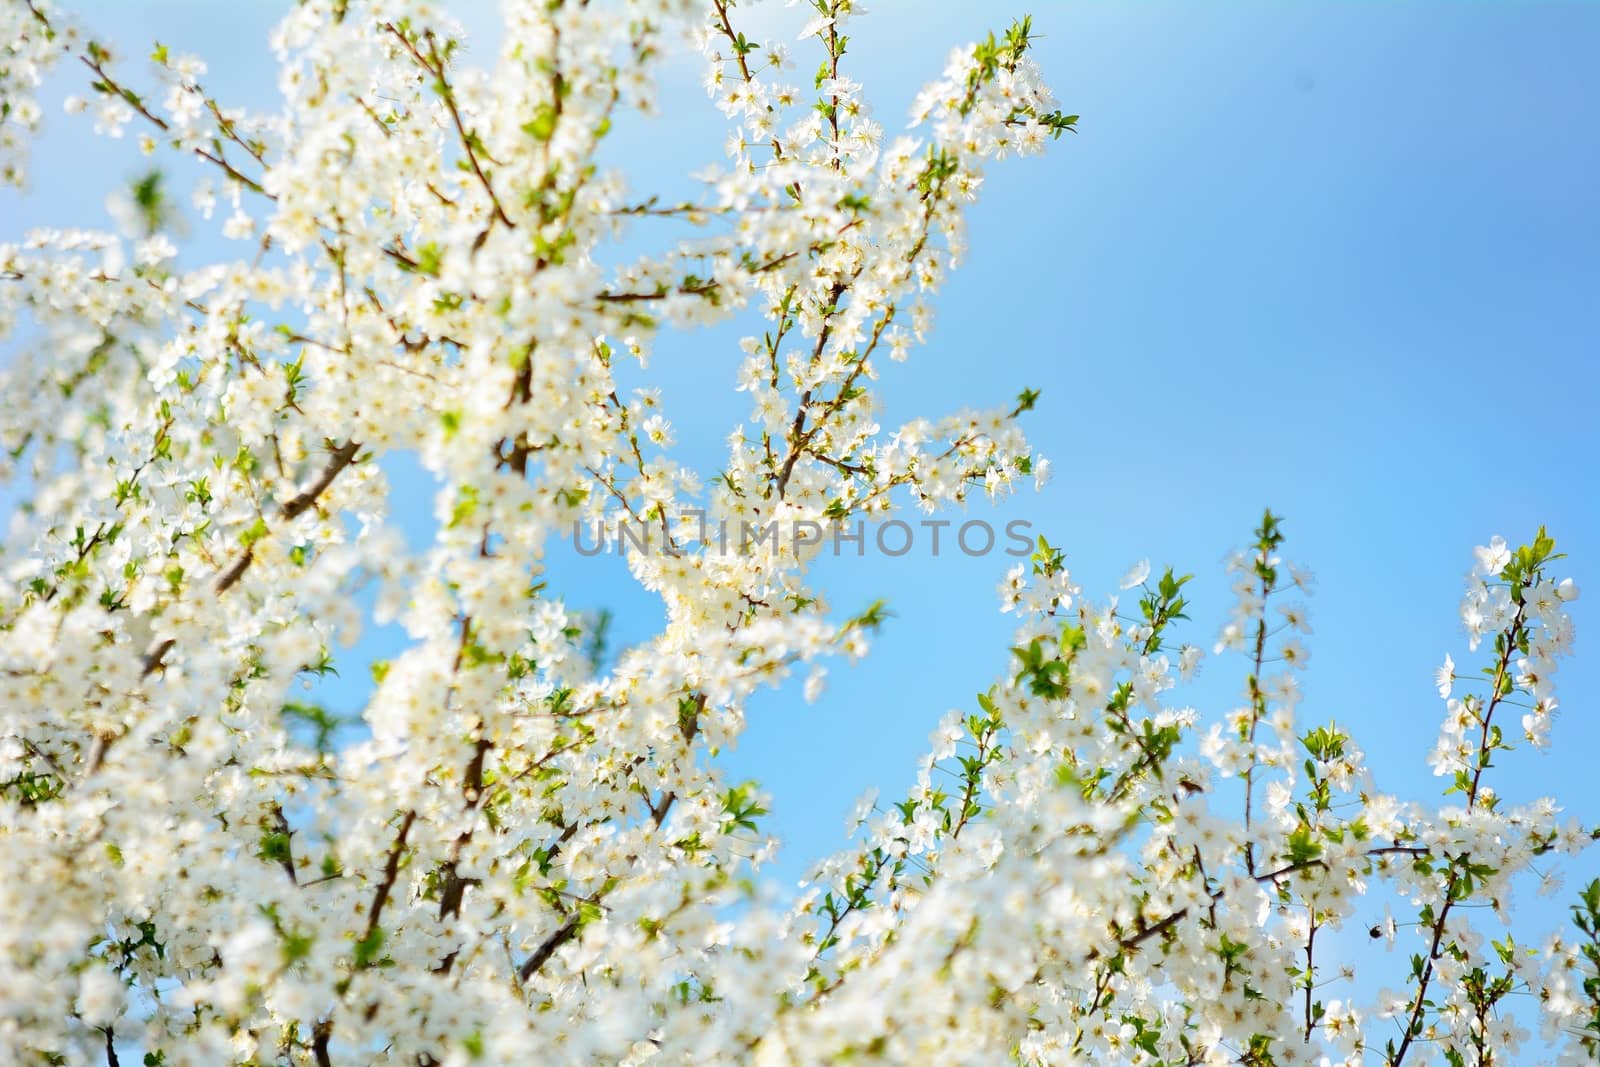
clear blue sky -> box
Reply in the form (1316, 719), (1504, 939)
(7, 1), (1598, 946)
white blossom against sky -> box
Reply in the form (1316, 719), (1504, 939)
(2, 2), (1597, 1062)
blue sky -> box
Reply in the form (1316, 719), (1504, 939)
(6, 0), (1598, 957)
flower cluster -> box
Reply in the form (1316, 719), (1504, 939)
(1, 2), (1594, 1065)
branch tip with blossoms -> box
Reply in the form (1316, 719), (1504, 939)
(0, 3), (1595, 1065)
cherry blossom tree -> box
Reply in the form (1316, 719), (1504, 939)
(2, 1), (1596, 1064)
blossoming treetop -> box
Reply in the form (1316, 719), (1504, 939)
(1, 1), (1595, 1064)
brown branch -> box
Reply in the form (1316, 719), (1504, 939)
(1094, 844), (1436, 967)
(434, 734), (492, 953)
(514, 693), (704, 983)
(84, 729), (118, 776)
(213, 438), (362, 593)
(212, 550), (255, 596)
(282, 439), (363, 520)
(648, 693), (705, 829)
(134, 439), (362, 688)
(774, 300), (891, 498)
(517, 914), (580, 983)
(385, 25), (512, 230)
(594, 245), (810, 306)
(711, 0), (792, 172)
(78, 54), (269, 196)
(1389, 598), (1527, 1067)
(311, 1020), (333, 1067)
(430, 617), (491, 975)
(365, 810), (418, 944)
(595, 282), (718, 304)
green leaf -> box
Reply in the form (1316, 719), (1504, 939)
(521, 105), (558, 141)
(353, 925), (385, 968)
